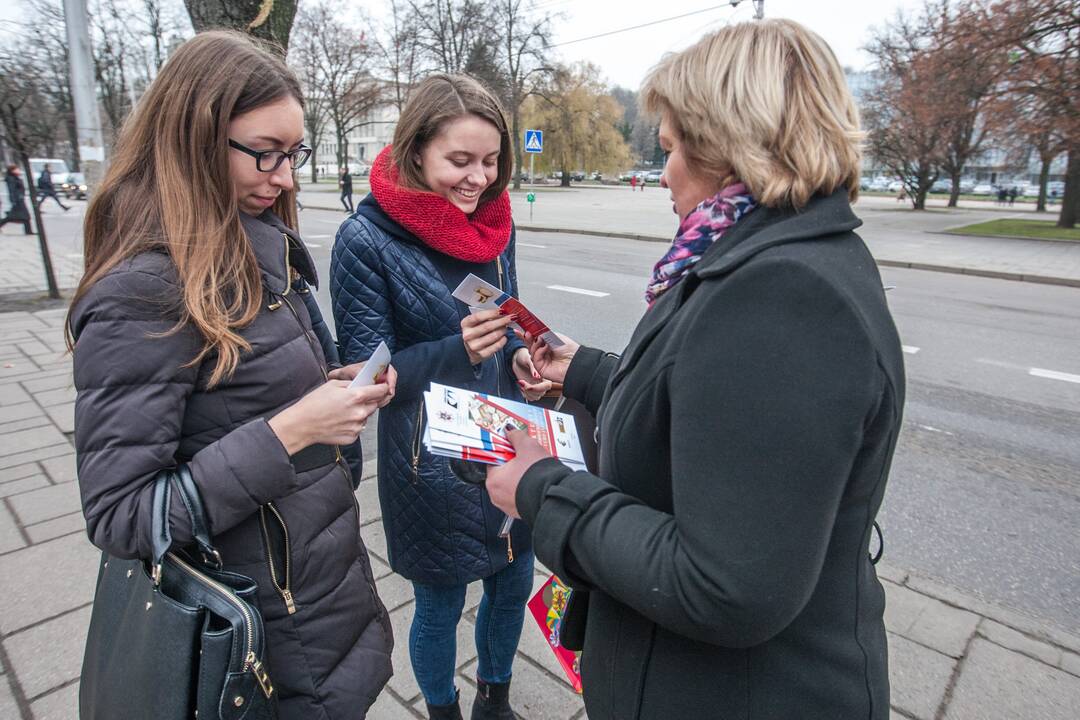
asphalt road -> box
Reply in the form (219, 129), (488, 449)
(34, 202), (1080, 636)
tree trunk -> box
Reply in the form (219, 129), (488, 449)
(560, 164), (570, 188)
(183, 0), (298, 53)
(948, 170), (961, 208)
(511, 100), (522, 191)
(1058, 145), (1079, 229)
(1037, 157), (1050, 213)
(19, 154), (60, 299)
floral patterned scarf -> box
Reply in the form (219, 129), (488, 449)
(645, 182), (757, 306)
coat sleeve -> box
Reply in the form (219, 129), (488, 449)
(72, 267), (297, 560)
(516, 260), (883, 648)
(331, 216), (477, 401)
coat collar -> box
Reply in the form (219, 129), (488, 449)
(693, 188), (862, 280)
(238, 210), (319, 294)
(603, 189), (862, 393)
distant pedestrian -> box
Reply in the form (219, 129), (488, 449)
(996, 187), (1008, 206)
(37, 164), (71, 211)
(629, 174), (637, 191)
(896, 186), (907, 203)
(1008, 186), (1017, 206)
(0, 165), (33, 234)
(640, 174), (646, 191)
(339, 166), (353, 212)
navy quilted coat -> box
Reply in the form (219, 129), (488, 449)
(331, 195), (533, 585)
(71, 211), (393, 719)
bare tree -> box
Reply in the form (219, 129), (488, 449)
(91, 0), (136, 140)
(408, 0), (493, 74)
(0, 49), (62, 298)
(184, 0), (297, 52)
(293, 4), (383, 171)
(988, 0), (1080, 227)
(864, 9), (954, 209)
(23, 0), (79, 169)
(377, 0), (426, 112)
(492, 0), (553, 189)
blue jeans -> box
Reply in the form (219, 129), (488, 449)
(409, 551), (535, 706)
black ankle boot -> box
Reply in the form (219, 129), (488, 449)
(470, 678), (515, 720)
(427, 689), (463, 720)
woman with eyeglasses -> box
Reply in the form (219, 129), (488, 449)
(68, 31), (393, 719)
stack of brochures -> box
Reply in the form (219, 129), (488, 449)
(422, 382), (587, 471)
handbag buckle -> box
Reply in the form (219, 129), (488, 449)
(246, 652), (274, 698)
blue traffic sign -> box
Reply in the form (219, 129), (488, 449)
(524, 129), (543, 154)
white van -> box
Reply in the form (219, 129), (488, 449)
(29, 158), (71, 182)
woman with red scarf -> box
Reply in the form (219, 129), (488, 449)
(330, 74), (548, 720)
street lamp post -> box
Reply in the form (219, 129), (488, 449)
(63, 0), (106, 189)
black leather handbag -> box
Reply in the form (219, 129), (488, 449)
(79, 465), (278, 720)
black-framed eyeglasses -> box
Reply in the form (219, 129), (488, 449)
(228, 139), (312, 172)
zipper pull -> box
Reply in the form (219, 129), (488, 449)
(506, 533), (514, 563)
(281, 588), (297, 615)
(411, 456), (420, 483)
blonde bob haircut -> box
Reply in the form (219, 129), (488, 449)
(641, 19), (862, 209)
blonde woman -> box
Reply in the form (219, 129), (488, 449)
(486, 19), (904, 719)
(68, 32), (393, 719)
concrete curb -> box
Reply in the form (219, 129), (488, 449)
(299, 208), (1080, 289)
(938, 230), (1080, 245)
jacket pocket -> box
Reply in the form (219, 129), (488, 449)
(258, 503), (297, 615)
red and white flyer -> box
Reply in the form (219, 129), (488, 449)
(452, 273), (565, 347)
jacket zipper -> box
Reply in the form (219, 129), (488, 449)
(167, 551), (275, 699)
(495, 255), (513, 563)
(410, 400), (423, 482)
(258, 504), (296, 614)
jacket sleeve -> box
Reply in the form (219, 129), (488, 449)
(72, 268), (298, 560)
(516, 260), (882, 648)
(331, 216), (476, 400)
(561, 346), (619, 417)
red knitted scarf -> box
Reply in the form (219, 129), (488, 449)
(369, 145), (512, 263)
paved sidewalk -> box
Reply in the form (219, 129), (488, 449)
(2, 307), (1080, 719)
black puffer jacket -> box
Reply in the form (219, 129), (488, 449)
(71, 211), (393, 719)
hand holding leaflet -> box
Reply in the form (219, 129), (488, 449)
(348, 341), (391, 388)
(452, 273), (564, 348)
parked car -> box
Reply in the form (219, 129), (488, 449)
(887, 180), (905, 193)
(645, 170), (663, 183)
(929, 179), (952, 194)
(60, 172), (88, 199)
(570, 171), (585, 182)
(1047, 181), (1065, 198)
(970, 183), (995, 195)
(868, 177), (892, 192)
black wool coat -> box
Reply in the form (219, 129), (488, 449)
(71, 211), (393, 720)
(4, 174), (29, 220)
(517, 189), (905, 719)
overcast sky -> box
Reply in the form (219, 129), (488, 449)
(0, 0), (926, 89)
(547, 0), (925, 90)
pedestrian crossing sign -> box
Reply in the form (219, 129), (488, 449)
(524, 129), (543, 154)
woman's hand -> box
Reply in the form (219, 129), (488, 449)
(522, 331), (580, 385)
(485, 429), (553, 519)
(327, 363), (397, 407)
(512, 348), (552, 401)
(268, 380), (390, 454)
(461, 309), (513, 365)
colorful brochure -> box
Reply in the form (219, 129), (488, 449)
(528, 574), (583, 694)
(422, 382), (586, 471)
(451, 273), (565, 347)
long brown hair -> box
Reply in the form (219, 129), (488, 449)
(66, 31), (303, 387)
(391, 74), (513, 206)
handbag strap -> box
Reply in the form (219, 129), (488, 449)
(149, 465), (222, 585)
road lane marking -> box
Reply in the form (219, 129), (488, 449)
(306, 234), (332, 239)
(304, 243), (323, 248)
(518, 242), (547, 249)
(916, 424), (955, 436)
(546, 285), (609, 297)
(902, 345), (920, 354)
(1029, 368), (1080, 384)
